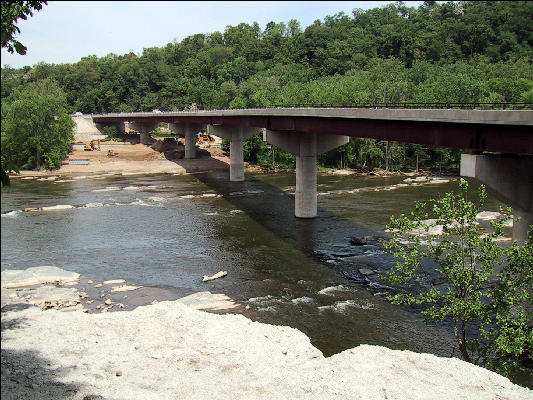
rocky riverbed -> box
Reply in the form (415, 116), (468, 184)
(1, 266), (531, 400)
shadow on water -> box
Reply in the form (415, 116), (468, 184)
(166, 152), (396, 285)
(165, 153), (533, 389)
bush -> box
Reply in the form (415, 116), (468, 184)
(102, 125), (119, 138)
(383, 179), (532, 376)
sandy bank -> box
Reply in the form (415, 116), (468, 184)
(1, 268), (531, 400)
(8, 141), (234, 178)
(2, 300), (531, 400)
(7, 139), (442, 179)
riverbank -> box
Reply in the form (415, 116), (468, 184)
(1, 267), (531, 400)
(8, 141), (234, 178)
(6, 145), (529, 399)
(7, 140), (452, 179)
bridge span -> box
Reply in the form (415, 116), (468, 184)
(91, 108), (533, 242)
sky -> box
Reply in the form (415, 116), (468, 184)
(1, 1), (424, 69)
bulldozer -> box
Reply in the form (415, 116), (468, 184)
(84, 139), (101, 151)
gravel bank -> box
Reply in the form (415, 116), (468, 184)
(2, 298), (532, 399)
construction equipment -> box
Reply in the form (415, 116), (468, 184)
(84, 139), (101, 151)
(107, 150), (116, 157)
(196, 133), (212, 146)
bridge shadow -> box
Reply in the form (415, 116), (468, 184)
(162, 147), (397, 287)
(115, 133), (141, 145)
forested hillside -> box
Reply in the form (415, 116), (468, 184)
(2, 1), (532, 171)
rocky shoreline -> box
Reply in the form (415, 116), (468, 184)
(3, 147), (530, 398)
(1, 266), (531, 399)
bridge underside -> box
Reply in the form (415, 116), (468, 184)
(95, 114), (532, 155)
(92, 110), (532, 240)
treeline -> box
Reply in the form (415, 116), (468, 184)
(2, 1), (533, 171)
(222, 133), (460, 172)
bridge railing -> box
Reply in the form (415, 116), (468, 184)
(225, 102), (533, 110)
(89, 102), (533, 116)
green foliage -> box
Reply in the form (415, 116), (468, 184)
(1, 0), (47, 184)
(222, 134), (295, 170)
(2, 1), (533, 173)
(383, 179), (532, 375)
(1, 157), (19, 186)
(1, 79), (74, 170)
(1, 1), (46, 55)
(102, 125), (119, 138)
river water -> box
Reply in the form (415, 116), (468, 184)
(0, 171), (509, 360)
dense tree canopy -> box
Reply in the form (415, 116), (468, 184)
(1, 0), (48, 180)
(2, 1), (532, 172)
(2, 79), (74, 170)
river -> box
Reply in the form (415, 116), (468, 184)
(0, 171), (512, 361)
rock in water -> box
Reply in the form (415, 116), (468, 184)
(202, 271), (227, 282)
(350, 237), (367, 246)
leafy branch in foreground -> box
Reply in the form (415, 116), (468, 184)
(383, 178), (532, 376)
(1, 1), (46, 55)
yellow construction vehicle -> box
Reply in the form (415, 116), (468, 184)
(196, 133), (212, 146)
(84, 139), (101, 151)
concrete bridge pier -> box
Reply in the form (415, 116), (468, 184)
(129, 122), (159, 144)
(460, 154), (533, 244)
(169, 123), (206, 159)
(264, 130), (349, 218)
(207, 125), (258, 181)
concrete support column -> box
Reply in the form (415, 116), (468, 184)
(514, 209), (533, 244)
(229, 130), (244, 181)
(264, 129), (348, 218)
(139, 132), (149, 144)
(460, 154), (533, 243)
(296, 140), (317, 218)
(128, 122), (159, 144)
(207, 125), (257, 181)
(184, 127), (196, 159)
(168, 123), (206, 159)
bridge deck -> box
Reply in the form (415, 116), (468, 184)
(92, 108), (533, 155)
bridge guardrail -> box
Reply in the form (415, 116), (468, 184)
(87, 103), (533, 115)
(225, 102), (533, 110)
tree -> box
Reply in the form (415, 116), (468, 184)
(1, 0), (47, 185)
(1, 1), (46, 55)
(2, 1), (533, 178)
(2, 79), (74, 170)
(383, 179), (532, 375)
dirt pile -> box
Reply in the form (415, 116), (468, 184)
(150, 139), (188, 160)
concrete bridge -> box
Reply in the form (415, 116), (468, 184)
(91, 108), (533, 242)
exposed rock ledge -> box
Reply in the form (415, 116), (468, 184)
(2, 297), (531, 399)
